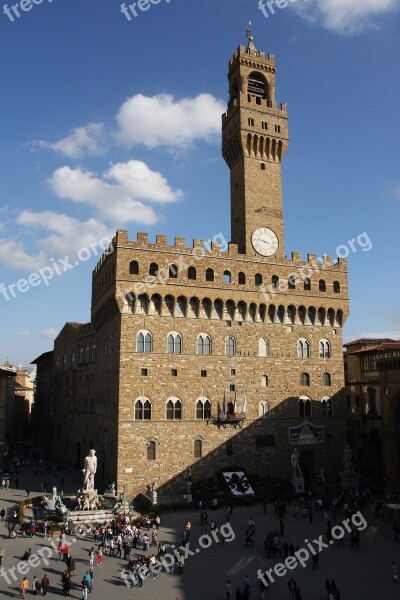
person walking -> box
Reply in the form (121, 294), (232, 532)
(81, 583), (88, 600)
(0, 507), (5, 522)
(41, 573), (50, 596)
(226, 579), (232, 600)
(20, 576), (29, 598)
(96, 547), (103, 566)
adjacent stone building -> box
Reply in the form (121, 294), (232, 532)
(35, 32), (349, 498)
(344, 338), (400, 491)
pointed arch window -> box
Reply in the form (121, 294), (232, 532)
(196, 398), (211, 420)
(319, 279), (326, 292)
(225, 336), (236, 356)
(319, 339), (331, 358)
(166, 397), (182, 420)
(135, 397), (152, 420)
(299, 397), (311, 418)
(167, 332), (182, 354)
(321, 397), (333, 417)
(297, 338), (310, 358)
(137, 330), (152, 353)
(197, 334), (212, 355)
(259, 400), (270, 418)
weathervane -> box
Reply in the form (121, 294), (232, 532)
(246, 21), (258, 55)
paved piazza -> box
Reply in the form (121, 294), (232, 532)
(0, 467), (399, 600)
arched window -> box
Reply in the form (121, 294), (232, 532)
(333, 281), (340, 293)
(255, 273), (263, 286)
(225, 336), (236, 356)
(321, 397), (333, 417)
(79, 348), (84, 364)
(129, 260), (139, 275)
(137, 331), (152, 353)
(288, 275), (296, 289)
(297, 338), (310, 358)
(319, 339), (331, 358)
(196, 398), (211, 420)
(259, 338), (269, 357)
(166, 397), (182, 420)
(167, 332), (182, 354)
(238, 272), (246, 284)
(135, 397), (152, 420)
(71, 352), (76, 370)
(85, 347), (90, 362)
(223, 270), (231, 284)
(304, 278), (311, 291)
(91, 346), (96, 362)
(197, 334), (212, 355)
(300, 372), (310, 387)
(188, 267), (197, 280)
(169, 264), (178, 278)
(194, 439), (202, 458)
(323, 372), (331, 386)
(299, 397), (311, 418)
(271, 275), (279, 288)
(319, 279), (326, 292)
(261, 375), (269, 387)
(259, 400), (270, 418)
(147, 441), (156, 461)
(149, 263), (158, 276)
(63, 353), (67, 371)
(206, 268), (214, 282)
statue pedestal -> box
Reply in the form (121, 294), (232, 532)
(340, 471), (361, 490)
(77, 489), (102, 511)
(293, 476), (305, 494)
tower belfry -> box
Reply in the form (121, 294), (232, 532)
(222, 28), (289, 258)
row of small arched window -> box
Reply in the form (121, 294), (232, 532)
(134, 396), (333, 421)
(137, 331), (332, 358)
(129, 260), (341, 293)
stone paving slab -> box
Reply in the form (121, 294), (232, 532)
(1, 467), (400, 599)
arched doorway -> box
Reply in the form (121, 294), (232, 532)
(301, 450), (314, 483)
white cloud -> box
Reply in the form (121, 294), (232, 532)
(18, 331), (31, 337)
(37, 123), (106, 158)
(40, 328), (58, 339)
(17, 211), (111, 260)
(115, 93), (225, 148)
(296, 0), (400, 34)
(48, 162), (182, 226)
(0, 237), (48, 270)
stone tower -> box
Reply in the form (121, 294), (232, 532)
(222, 27), (288, 258)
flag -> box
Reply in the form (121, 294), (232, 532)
(241, 393), (247, 414)
(233, 391), (237, 418)
(222, 391), (226, 417)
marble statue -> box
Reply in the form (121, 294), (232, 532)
(82, 449), (97, 491)
(291, 448), (303, 478)
(343, 445), (353, 472)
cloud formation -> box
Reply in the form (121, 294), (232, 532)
(115, 93), (225, 149)
(37, 123), (106, 158)
(297, 0), (400, 34)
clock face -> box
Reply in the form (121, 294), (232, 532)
(251, 227), (279, 256)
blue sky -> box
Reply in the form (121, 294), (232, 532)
(0, 0), (399, 367)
